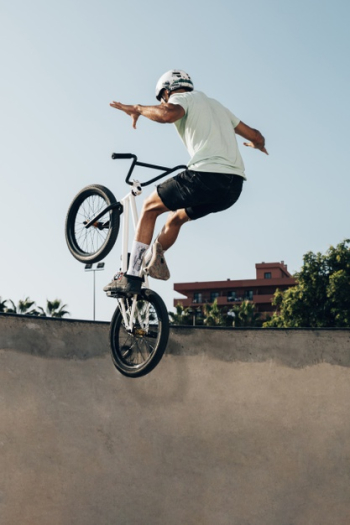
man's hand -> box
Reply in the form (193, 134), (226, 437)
(243, 141), (269, 155)
(235, 121), (269, 155)
(110, 101), (141, 129)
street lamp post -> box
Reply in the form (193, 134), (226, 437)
(84, 263), (105, 320)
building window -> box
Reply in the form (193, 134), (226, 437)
(227, 291), (236, 302)
(264, 272), (272, 279)
(244, 290), (254, 300)
(193, 292), (203, 304)
(210, 292), (219, 302)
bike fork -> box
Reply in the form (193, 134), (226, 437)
(118, 295), (138, 332)
(117, 294), (150, 334)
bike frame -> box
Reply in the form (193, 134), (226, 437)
(108, 153), (186, 333)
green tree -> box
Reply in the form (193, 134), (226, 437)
(169, 303), (193, 325)
(231, 301), (263, 327)
(170, 300), (263, 328)
(36, 299), (70, 318)
(203, 299), (226, 326)
(264, 239), (350, 327)
(0, 297), (8, 313)
(5, 297), (38, 315)
(2, 297), (70, 318)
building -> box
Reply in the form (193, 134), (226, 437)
(174, 262), (296, 317)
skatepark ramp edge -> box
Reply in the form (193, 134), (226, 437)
(0, 312), (350, 368)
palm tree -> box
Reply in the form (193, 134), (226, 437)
(234, 301), (262, 327)
(203, 299), (226, 326)
(0, 297), (8, 312)
(5, 297), (38, 316)
(169, 303), (193, 325)
(3, 297), (70, 318)
(45, 299), (70, 318)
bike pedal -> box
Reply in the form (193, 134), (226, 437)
(106, 290), (136, 299)
(106, 291), (120, 298)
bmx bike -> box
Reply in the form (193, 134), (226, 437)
(65, 153), (186, 378)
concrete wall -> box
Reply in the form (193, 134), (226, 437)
(1, 314), (350, 525)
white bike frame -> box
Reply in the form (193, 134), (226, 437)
(105, 153), (185, 334)
(116, 180), (150, 333)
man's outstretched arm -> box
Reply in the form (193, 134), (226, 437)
(235, 121), (268, 155)
(110, 101), (185, 129)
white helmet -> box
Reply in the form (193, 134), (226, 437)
(155, 70), (194, 101)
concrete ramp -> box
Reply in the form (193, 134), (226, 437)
(1, 314), (350, 525)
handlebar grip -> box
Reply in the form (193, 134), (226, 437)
(111, 153), (136, 160)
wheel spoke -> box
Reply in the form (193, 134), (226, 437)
(72, 194), (111, 255)
(115, 300), (160, 368)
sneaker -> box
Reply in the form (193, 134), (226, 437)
(103, 272), (142, 295)
(145, 240), (170, 281)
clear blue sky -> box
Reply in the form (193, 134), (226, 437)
(1, 0), (349, 320)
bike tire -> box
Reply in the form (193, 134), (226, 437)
(65, 184), (120, 263)
(110, 289), (169, 378)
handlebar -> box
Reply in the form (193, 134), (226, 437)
(111, 153), (136, 160)
(111, 152), (187, 187)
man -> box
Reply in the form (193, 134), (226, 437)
(104, 70), (267, 294)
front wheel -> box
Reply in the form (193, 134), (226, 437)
(110, 289), (169, 378)
(65, 184), (121, 263)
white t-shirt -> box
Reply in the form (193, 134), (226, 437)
(169, 90), (246, 179)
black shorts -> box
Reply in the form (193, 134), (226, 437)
(157, 169), (244, 220)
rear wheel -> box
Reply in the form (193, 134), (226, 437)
(110, 289), (169, 378)
(65, 185), (120, 263)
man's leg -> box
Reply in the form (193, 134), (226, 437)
(135, 190), (170, 244)
(157, 209), (190, 251)
(127, 190), (169, 277)
(103, 190), (169, 292)
(144, 209), (190, 281)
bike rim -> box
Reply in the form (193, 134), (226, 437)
(73, 194), (112, 255)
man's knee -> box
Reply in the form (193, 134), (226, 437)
(167, 209), (190, 227)
(142, 191), (169, 217)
